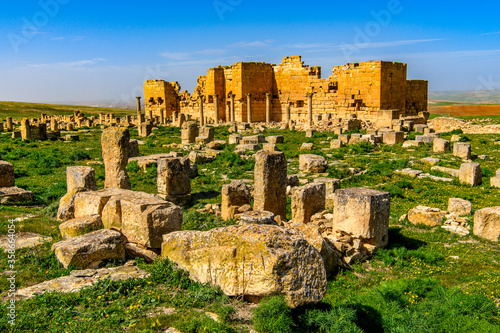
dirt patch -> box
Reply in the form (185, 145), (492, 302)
(429, 104), (500, 117)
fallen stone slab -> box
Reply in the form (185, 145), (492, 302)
(408, 206), (446, 227)
(395, 168), (423, 178)
(416, 173), (454, 182)
(17, 263), (149, 298)
(161, 224), (327, 308)
(59, 214), (104, 239)
(0, 232), (52, 251)
(431, 166), (460, 178)
(52, 229), (125, 269)
(0, 186), (34, 204)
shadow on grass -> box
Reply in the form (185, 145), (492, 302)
(386, 226), (426, 251)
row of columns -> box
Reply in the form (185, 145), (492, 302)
(137, 92), (314, 125)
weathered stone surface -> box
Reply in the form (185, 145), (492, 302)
(420, 157), (440, 165)
(181, 121), (198, 144)
(239, 211), (277, 225)
(299, 154), (328, 173)
(157, 157), (191, 196)
(57, 187), (88, 221)
(0, 186), (34, 204)
(0, 161), (15, 187)
(292, 183), (325, 224)
(129, 139), (139, 158)
(254, 151), (287, 219)
(453, 142), (472, 160)
(98, 189), (183, 248)
(262, 143), (279, 151)
(66, 166), (97, 192)
(59, 214), (103, 239)
(382, 131), (404, 145)
(431, 165), (460, 178)
(402, 140), (424, 148)
(313, 177), (340, 195)
(407, 206), (446, 227)
(161, 224), (327, 308)
(124, 243), (158, 263)
(330, 139), (343, 149)
(474, 207), (500, 242)
(52, 229), (125, 269)
(459, 162), (482, 186)
(448, 198), (472, 216)
(491, 176), (500, 188)
(266, 135), (284, 144)
(101, 127), (131, 189)
(228, 133), (242, 145)
(0, 232), (52, 251)
(292, 223), (339, 277)
(333, 188), (390, 249)
(433, 138), (450, 153)
(221, 180), (251, 220)
(300, 143), (313, 150)
(17, 264), (150, 298)
(74, 188), (125, 218)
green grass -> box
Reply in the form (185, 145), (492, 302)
(1, 102), (500, 332)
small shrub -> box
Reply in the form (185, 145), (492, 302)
(253, 296), (294, 333)
(459, 135), (471, 142)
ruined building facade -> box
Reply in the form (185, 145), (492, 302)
(144, 56), (428, 128)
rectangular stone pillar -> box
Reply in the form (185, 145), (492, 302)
(307, 93), (313, 126)
(21, 118), (31, 141)
(6, 117), (13, 131)
(246, 93), (252, 123)
(230, 94), (235, 123)
(254, 151), (287, 219)
(291, 183), (325, 224)
(199, 95), (205, 126)
(266, 93), (272, 123)
(214, 94), (219, 124)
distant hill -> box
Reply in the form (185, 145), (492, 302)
(0, 101), (135, 119)
(429, 89), (500, 104)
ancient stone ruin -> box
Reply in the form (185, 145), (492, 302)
(144, 56), (428, 127)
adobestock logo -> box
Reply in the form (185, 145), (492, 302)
(7, 0), (70, 54)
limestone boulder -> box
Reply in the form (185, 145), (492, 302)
(52, 229), (125, 269)
(57, 187), (88, 221)
(59, 214), (103, 239)
(66, 166), (97, 192)
(407, 206), (446, 227)
(101, 127), (131, 189)
(74, 188), (125, 218)
(333, 188), (390, 249)
(448, 198), (472, 216)
(459, 162), (482, 186)
(221, 180), (252, 220)
(0, 161), (15, 187)
(239, 211), (277, 225)
(473, 207), (500, 242)
(161, 224), (327, 308)
(299, 154), (328, 173)
(292, 223), (340, 278)
(157, 157), (191, 196)
(291, 183), (325, 224)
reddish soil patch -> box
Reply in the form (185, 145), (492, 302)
(429, 105), (500, 117)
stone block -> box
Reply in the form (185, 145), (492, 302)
(382, 131), (404, 145)
(299, 154), (328, 173)
(459, 162), (482, 186)
(0, 161), (15, 187)
(292, 183), (326, 224)
(59, 214), (104, 239)
(52, 229), (125, 269)
(253, 151), (287, 219)
(407, 206), (446, 226)
(330, 139), (343, 149)
(181, 121), (198, 144)
(433, 138), (450, 153)
(333, 188), (390, 248)
(221, 180), (251, 220)
(474, 207), (500, 242)
(239, 211), (277, 225)
(157, 157), (191, 196)
(313, 177), (340, 195)
(266, 135), (284, 144)
(66, 166), (97, 192)
(453, 142), (472, 160)
(448, 198), (472, 216)
(101, 127), (130, 189)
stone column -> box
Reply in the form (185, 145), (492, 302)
(181, 121), (199, 144)
(253, 150), (287, 219)
(230, 94), (235, 123)
(50, 118), (58, 132)
(99, 113), (104, 125)
(136, 96), (141, 112)
(246, 93), (252, 123)
(21, 118), (31, 141)
(6, 117), (13, 131)
(307, 93), (313, 126)
(285, 104), (291, 123)
(199, 95), (205, 126)
(160, 109), (165, 125)
(266, 93), (272, 123)
(214, 94), (219, 124)
(147, 109), (153, 122)
(101, 127), (131, 189)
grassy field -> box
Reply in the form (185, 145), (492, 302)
(0, 103), (500, 332)
(0, 101), (134, 120)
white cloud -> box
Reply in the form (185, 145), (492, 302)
(27, 58), (107, 69)
(230, 40), (273, 48)
(51, 37), (65, 40)
(160, 48), (227, 60)
(481, 31), (500, 35)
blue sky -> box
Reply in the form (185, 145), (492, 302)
(0, 0), (499, 103)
